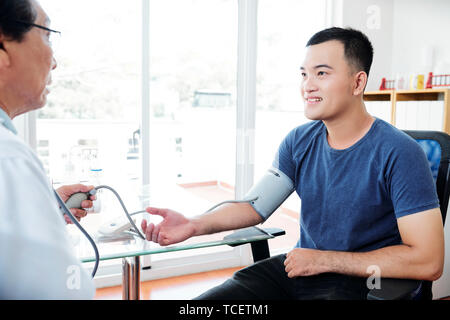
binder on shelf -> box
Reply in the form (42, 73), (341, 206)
(395, 101), (407, 130)
(365, 101), (391, 123)
(394, 100), (444, 131)
(364, 89), (449, 134)
(429, 100), (445, 131)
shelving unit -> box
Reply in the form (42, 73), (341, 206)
(364, 89), (450, 134)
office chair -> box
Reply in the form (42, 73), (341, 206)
(225, 130), (450, 300)
(367, 130), (450, 300)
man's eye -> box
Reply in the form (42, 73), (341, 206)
(318, 71), (327, 76)
(301, 73), (307, 78)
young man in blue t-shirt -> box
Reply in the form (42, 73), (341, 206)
(141, 27), (444, 299)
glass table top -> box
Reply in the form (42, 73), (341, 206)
(74, 224), (274, 263)
(68, 182), (275, 263)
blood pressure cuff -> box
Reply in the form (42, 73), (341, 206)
(244, 167), (295, 221)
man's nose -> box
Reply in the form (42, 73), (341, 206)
(302, 77), (318, 94)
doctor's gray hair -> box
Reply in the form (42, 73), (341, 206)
(0, 0), (37, 42)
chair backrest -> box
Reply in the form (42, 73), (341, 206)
(403, 130), (450, 300)
(403, 130), (450, 225)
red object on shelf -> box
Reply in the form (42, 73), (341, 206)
(426, 72), (433, 89)
(426, 72), (450, 88)
(379, 77), (386, 90)
(379, 77), (395, 90)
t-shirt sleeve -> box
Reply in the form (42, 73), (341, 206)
(272, 130), (296, 187)
(387, 137), (440, 219)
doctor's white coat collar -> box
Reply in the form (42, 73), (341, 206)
(0, 108), (18, 135)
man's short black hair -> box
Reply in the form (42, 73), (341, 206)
(306, 27), (374, 77)
(0, 0), (37, 42)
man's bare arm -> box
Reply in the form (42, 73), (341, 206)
(142, 202), (263, 246)
(285, 208), (444, 281)
(192, 202), (264, 236)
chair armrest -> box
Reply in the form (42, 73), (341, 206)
(224, 227), (286, 262)
(223, 227), (285, 246)
(367, 278), (423, 300)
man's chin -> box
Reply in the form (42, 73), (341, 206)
(304, 111), (322, 121)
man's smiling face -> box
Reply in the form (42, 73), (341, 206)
(300, 40), (357, 122)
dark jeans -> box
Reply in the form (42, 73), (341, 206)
(195, 254), (370, 300)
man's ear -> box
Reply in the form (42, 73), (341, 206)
(353, 71), (368, 96)
(0, 35), (11, 69)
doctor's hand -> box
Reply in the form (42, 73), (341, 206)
(141, 207), (196, 246)
(56, 184), (96, 224)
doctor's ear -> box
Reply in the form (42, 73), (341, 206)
(0, 36), (11, 69)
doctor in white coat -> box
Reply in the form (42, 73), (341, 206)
(0, 0), (95, 299)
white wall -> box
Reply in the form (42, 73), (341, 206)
(391, 0), (450, 76)
(328, 0), (394, 91)
(329, 0), (450, 91)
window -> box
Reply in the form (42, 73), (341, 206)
(38, 0), (142, 189)
(255, 0), (327, 253)
(37, 0), (144, 280)
(36, 0), (240, 280)
(146, 0), (238, 262)
(31, 0), (327, 283)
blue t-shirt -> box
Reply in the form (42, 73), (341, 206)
(273, 118), (439, 252)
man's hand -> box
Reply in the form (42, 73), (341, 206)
(284, 248), (328, 278)
(141, 207), (196, 246)
(56, 184), (95, 224)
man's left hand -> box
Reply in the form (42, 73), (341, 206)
(284, 248), (328, 278)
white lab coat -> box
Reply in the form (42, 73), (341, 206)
(0, 111), (95, 300)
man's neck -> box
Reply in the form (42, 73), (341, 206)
(323, 101), (374, 150)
